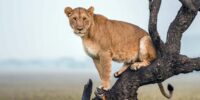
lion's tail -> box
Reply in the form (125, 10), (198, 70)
(158, 83), (174, 99)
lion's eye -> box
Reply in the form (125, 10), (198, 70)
(73, 17), (77, 20)
(83, 17), (86, 20)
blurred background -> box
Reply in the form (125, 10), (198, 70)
(0, 0), (200, 100)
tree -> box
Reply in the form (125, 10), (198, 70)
(82, 0), (200, 100)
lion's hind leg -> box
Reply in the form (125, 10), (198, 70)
(130, 36), (156, 70)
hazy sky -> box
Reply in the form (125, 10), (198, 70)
(0, 0), (199, 60)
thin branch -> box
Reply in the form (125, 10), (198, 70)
(148, 0), (166, 56)
(148, 0), (161, 38)
(165, 6), (198, 54)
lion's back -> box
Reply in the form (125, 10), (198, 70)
(91, 14), (149, 61)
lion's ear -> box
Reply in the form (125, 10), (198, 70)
(88, 6), (94, 16)
(65, 7), (73, 17)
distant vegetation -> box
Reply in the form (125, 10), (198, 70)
(0, 72), (199, 100)
(0, 58), (92, 68)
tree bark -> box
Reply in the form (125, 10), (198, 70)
(179, 0), (200, 11)
(166, 6), (197, 54)
(82, 0), (200, 100)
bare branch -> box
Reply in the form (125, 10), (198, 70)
(148, 0), (166, 56)
(175, 55), (200, 74)
(165, 6), (198, 54)
(148, 0), (161, 38)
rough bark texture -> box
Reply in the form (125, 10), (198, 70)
(179, 0), (200, 11)
(166, 6), (197, 54)
(82, 0), (200, 100)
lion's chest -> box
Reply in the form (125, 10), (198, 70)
(83, 39), (99, 58)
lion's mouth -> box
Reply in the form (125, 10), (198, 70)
(76, 32), (85, 37)
(74, 30), (85, 37)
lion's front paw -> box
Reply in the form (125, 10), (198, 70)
(98, 85), (110, 91)
(95, 87), (107, 99)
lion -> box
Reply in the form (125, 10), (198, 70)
(64, 6), (173, 99)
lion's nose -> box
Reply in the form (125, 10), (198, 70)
(77, 27), (83, 31)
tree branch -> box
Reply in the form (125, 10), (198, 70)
(91, 55), (200, 100)
(165, 6), (198, 54)
(90, 55), (200, 100)
(174, 55), (200, 74)
(148, 0), (166, 56)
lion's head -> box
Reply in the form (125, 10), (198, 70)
(65, 6), (94, 37)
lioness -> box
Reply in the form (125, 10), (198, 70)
(64, 6), (173, 99)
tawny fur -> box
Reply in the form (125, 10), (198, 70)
(65, 6), (156, 90)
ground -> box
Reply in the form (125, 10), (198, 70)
(0, 71), (199, 100)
